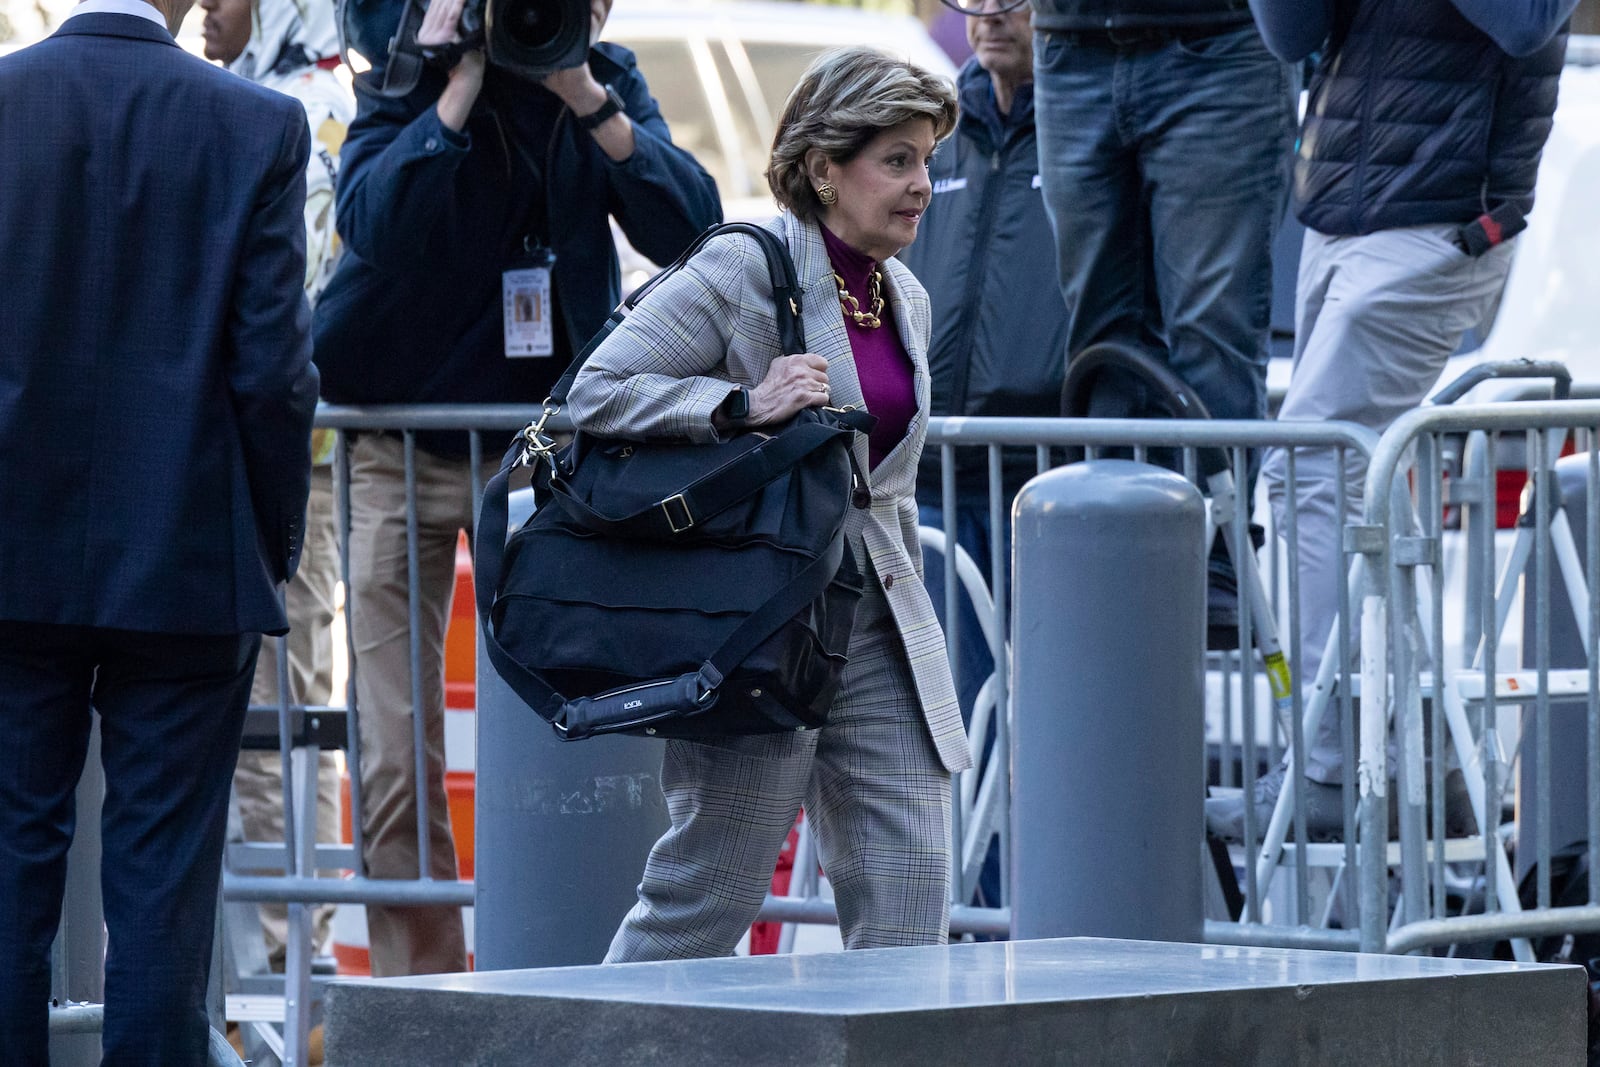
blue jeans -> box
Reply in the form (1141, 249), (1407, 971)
(1033, 24), (1293, 430)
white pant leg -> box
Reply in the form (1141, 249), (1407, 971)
(1264, 225), (1514, 782)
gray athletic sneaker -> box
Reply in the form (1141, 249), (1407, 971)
(1205, 764), (1476, 843)
(1204, 765), (1350, 843)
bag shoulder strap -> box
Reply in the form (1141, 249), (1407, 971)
(475, 443), (575, 719)
(546, 221), (805, 408)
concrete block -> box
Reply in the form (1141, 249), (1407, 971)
(324, 937), (1585, 1066)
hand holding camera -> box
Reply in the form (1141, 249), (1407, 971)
(416, 0), (486, 129)
(539, 64), (605, 116)
(373, 0), (595, 99)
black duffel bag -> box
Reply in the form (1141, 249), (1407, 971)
(474, 222), (873, 741)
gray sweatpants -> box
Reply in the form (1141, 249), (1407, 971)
(1263, 223), (1514, 783)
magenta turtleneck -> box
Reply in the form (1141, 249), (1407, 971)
(820, 223), (916, 470)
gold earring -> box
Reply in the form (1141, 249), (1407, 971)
(816, 182), (838, 206)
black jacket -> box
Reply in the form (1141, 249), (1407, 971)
(1289, 0), (1568, 235)
(899, 60), (1068, 501)
(1031, 0), (1251, 31)
(0, 16), (318, 635)
(313, 44), (720, 452)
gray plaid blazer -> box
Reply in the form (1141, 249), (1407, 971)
(568, 212), (970, 773)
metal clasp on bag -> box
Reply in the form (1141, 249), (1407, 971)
(515, 398), (562, 471)
(661, 493), (695, 533)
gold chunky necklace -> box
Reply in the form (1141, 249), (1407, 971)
(833, 268), (884, 329)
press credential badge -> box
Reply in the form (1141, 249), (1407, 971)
(503, 255), (554, 358)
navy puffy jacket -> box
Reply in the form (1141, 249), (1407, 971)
(1290, 0), (1568, 235)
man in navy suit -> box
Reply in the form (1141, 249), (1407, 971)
(0, 0), (319, 1060)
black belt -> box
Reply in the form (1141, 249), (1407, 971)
(1046, 22), (1242, 48)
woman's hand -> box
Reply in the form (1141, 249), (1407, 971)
(418, 0), (485, 131)
(746, 353), (831, 427)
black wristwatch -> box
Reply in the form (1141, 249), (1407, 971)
(720, 386), (750, 421)
(576, 84), (626, 131)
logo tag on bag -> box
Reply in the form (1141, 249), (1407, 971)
(623, 699), (644, 710)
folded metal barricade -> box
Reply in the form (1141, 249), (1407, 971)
(1206, 364), (1600, 965)
(1355, 387), (1600, 958)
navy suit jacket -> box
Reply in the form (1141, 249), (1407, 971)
(0, 13), (319, 636)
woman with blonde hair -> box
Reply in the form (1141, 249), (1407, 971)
(569, 46), (967, 961)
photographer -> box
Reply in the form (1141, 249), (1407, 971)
(313, 0), (719, 977)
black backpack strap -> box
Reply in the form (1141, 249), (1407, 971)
(544, 221), (805, 409)
(701, 522), (846, 684)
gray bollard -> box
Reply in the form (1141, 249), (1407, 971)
(474, 640), (670, 968)
(1010, 460), (1206, 943)
(474, 491), (670, 969)
(476, 489), (672, 966)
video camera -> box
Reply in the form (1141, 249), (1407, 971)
(340, 0), (592, 96)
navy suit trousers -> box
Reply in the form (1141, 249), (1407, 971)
(0, 623), (258, 1066)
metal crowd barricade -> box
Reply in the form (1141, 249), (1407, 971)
(1356, 398), (1600, 957)
(219, 404), (537, 1067)
(912, 415), (1378, 953)
(218, 406), (1401, 1065)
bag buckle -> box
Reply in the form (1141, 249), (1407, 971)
(516, 398), (562, 470)
(661, 493), (695, 533)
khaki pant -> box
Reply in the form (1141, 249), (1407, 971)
(347, 434), (472, 977)
(233, 466), (341, 966)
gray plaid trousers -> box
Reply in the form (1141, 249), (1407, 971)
(604, 586), (954, 962)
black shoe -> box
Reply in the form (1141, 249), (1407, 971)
(1437, 767), (1479, 838)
